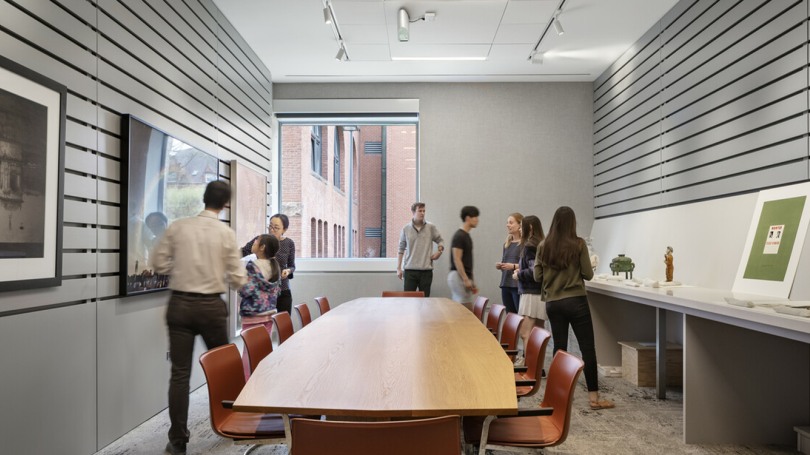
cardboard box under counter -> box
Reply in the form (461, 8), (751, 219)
(619, 341), (683, 387)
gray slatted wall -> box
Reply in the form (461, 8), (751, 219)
(0, 0), (273, 453)
(593, 0), (809, 218)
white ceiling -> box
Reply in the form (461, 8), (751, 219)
(213, 0), (679, 83)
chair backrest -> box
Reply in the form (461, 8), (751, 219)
(500, 313), (523, 359)
(486, 304), (506, 339)
(381, 291), (425, 297)
(473, 296), (488, 323)
(271, 312), (294, 345)
(314, 296), (330, 316)
(198, 344), (245, 438)
(295, 303), (312, 327)
(524, 327), (552, 381)
(240, 326), (273, 375)
(540, 350), (585, 445)
(291, 415), (460, 455)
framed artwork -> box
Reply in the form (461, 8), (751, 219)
(228, 160), (268, 336)
(119, 115), (219, 296)
(0, 55), (66, 292)
(733, 182), (810, 298)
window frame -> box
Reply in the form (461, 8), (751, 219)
(311, 125), (322, 175)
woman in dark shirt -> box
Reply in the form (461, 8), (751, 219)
(496, 213), (523, 313)
(535, 206), (613, 410)
(242, 214), (296, 314)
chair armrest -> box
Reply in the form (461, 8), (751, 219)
(498, 407), (554, 418)
(515, 379), (536, 387)
(222, 400), (234, 409)
(504, 350), (519, 356)
(513, 366), (528, 373)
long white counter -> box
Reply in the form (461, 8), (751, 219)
(585, 280), (810, 343)
(584, 279), (810, 446)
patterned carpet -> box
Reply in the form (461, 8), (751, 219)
(95, 329), (797, 455)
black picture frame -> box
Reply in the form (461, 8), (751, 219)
(0, 55), (65, 293)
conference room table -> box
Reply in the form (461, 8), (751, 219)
(233, 297), (519, 446)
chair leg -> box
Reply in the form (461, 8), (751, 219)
(243, 445), (261, 455)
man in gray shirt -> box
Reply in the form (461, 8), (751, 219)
(397, 202), (445, 297)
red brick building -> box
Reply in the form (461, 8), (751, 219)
(280, 124), (417, 258)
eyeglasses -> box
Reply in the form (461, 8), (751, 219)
(269, 225), (282, 232)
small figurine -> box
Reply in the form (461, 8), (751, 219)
(664, 246), (674, 282)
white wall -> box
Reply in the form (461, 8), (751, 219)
(274, 83), (595, 307)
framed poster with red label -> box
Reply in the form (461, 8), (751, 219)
(733, 182), (810, 298)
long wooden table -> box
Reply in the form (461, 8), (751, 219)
(233, 297), (518, 437)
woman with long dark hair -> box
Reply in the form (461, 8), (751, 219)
(534, 206), (613, 410)
(513, 215), (546, 361)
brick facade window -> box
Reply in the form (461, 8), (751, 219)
(280, 123), (417, 259)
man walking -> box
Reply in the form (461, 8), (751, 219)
(397, 202), (444, 297)
(448, 206), (479, 312)
(153, 180), (247, 455)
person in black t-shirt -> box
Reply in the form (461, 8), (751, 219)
(448, 205), (479, 311)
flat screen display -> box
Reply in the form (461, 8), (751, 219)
(120, 116), (219, 296)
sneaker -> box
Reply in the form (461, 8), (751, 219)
(541, 369), (546, 378)
(165, 442), (186, 455)
(514, 356), (525, 366)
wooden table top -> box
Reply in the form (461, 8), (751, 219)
(233, 297), (518, 417)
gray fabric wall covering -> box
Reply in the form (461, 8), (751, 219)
(594, 0), (810, 218)
(0, 0), (272, 452)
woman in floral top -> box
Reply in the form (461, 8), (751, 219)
(239, 234), (281, 316)
(242, 214), (295, 314)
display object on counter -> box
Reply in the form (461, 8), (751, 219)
(610, 254), (635, 279)
(664, 246), (674, 282)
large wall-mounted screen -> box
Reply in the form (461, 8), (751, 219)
(120, 115), (219, 296)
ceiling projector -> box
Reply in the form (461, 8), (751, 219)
(398, 8), (409, 42)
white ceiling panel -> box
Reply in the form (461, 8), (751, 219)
(501, 1), (558, 24)
(347, 44), (392, 61)
(213, 0), (681, 82)
(330, 2), (386, 25)
(487, 43), (536, 60)
(383, 1), (507, 44)
(493, 23), (546, 44)
(389, 43), (491, 59)
(341, 24), (389, 44)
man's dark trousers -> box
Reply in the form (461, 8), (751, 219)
(166, 292), (229, 447)
(403, 269), (433, 297)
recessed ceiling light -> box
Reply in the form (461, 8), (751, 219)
(391, 57), (487, 61)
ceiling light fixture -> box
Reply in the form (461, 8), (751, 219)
(531, 53), (544, 64)
(552, 16), (564, 35)
(392, 57), (486, 61)
(398, 8), (410, 42)
(527, 0), (566, 62)
(335, 45), (346, 61)
(323, 7), (332, 25)
(322, 1), (349, 61)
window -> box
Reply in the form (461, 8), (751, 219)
(280, 121), (418, 259)
(311, 126), (322, 175)
(334, 127), (341, 189)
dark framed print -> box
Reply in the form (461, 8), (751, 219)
(0, 55), (66, 292)
(119, 115), (219, 296)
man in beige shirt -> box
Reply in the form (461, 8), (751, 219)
(153, 180), (247, 455)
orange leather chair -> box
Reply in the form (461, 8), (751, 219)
(240, 326), (273, 376)
(485, 304), (506, 339)
(381, 291), (425, 297)
(473, 296), (489, 323)
(512, 327), (551, 399)
(499, 313), (523, 361)
(294, 303), (312, 328)
(199, 344), (318, 451)
(314, 296), (330, 316)
(291, 415), (461, 455)
(463, 350), (585, 454)
(271, 312), (294, 345)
